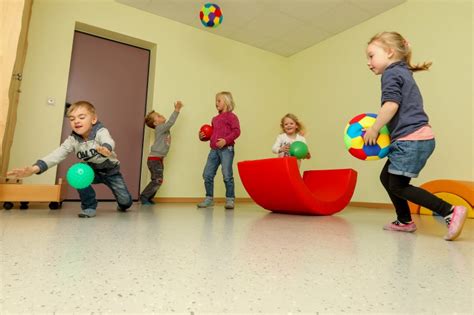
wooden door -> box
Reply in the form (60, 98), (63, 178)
(0, 0), (33, 175)
(56, 31), (150, 200)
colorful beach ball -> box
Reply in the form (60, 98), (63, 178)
(199, 3), (223, 28)
(344, 113), (390, 161)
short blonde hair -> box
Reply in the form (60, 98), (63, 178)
(216, 91), (235, 112)
(280, 113), (305, 135)
(67, 101), (96, 117)
(144, 110), (157, 129)
(368, 32), (432, 72)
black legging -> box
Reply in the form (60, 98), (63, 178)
(380, 160), (452, 223)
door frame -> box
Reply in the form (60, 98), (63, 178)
(1, 0), (33, 176)
(62, 22), (158, 198)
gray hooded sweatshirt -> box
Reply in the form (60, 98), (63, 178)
(149, 111), (179, 157)
(35, 122), (119, 174)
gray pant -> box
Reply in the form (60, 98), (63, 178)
(140, 159), (164, 202)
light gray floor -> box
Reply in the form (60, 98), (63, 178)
(0, 202), (472, 314)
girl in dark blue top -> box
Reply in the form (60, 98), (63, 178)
(364, 32), (467, 241)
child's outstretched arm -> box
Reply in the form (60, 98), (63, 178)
(7, 165), (40, 178)
(9, 137), (76, 177)
(364, 101), (398, 145)
(174, 100), (183, 112)
(156, 101), (183, 133)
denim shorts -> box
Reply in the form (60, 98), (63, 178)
(388, 139), (435, 178)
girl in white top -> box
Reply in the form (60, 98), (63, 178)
(272, 113), (310, 160)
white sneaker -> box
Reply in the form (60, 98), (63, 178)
(197, 197), (214, 208)
(225, 198), (235, 210)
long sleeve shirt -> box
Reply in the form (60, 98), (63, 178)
(34, 122), (119, 174)
(381, 61), (429, 141)
(210, 112), (240, 149)
(150, 111), (179, 157)
(272, 133), (307, 157)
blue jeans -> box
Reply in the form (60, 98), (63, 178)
(388, 139), (435, 178)
(202, 146), (235, 199)
(77, 164), (133, 210)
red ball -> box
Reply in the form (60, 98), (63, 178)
(199, 124), (213, 141)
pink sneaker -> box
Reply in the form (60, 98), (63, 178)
(383, 220), (417, 233)
(444, 206), (468, 241)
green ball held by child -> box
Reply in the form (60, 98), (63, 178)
(289, 141), (308, 159)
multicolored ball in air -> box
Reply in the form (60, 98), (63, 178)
(344, 113), (390, 161)
(199, 3), (223, 28)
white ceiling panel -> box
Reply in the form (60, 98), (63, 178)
(310, 2), (372, 34)
(116, 0), (407, 57)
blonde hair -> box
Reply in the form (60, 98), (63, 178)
(216, 91), (235, 112)
(368, 32), (432, 72)
(144, 110), (157, 129)
(280, 113), (305, 135)
(67, 100), (96, 117)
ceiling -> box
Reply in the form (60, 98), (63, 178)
(116, 0), (406, 57)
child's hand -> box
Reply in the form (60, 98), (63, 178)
(305, 152), (311, 159)
(199, 131), (205, 141)
(96, 145), (111, 157)
(7, 165), (39, 178)
(280, 144), (290, 153)
(363, 128), (378, 145)
(216, 138), (226, 148)
(174, 101), (183, 112)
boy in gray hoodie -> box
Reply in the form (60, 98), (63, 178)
(7, 101), (132, 218)
(140, 101), (183, 204)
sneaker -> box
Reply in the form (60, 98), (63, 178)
(78, 208), (96, 218)
(116, 205), (129, 212)
(444, 206), (467, 241)
(197, 197), (214, 208)
(383, 220), (417, 232)
(140, 199), (154, 206)
(225, 198), (235, 210)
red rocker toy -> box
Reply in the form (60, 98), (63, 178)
(237, 157), (357, 215)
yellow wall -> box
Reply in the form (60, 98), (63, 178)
(9, 0), (289, 198)
(10, 0), (473, 203)
(289, 0), (473, 203)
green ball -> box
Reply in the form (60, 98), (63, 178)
(66, 163), (94, 189)
(289, 141), (308, 159)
